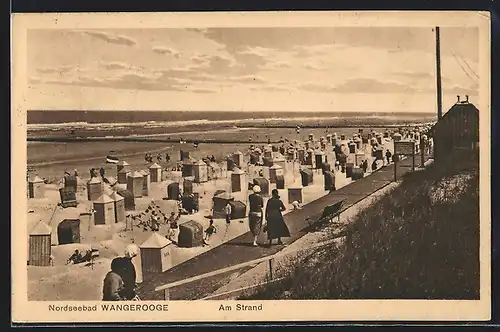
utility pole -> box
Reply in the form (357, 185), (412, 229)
(435, 26), (443, 121)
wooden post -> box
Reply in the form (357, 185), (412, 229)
(163, 288), (170, 300)
(412, 152), (416, 172)
(394, 156), (398, 182)
(436, 26), (443, 121)
(268, 258), (274, 281)
(420, 137), (425, 168)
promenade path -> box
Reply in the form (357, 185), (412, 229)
(137, 155), (428, 300)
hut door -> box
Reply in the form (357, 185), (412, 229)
(58, 226), (73, 245)
(58, 219), (80, 245)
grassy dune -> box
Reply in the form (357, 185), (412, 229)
(241, 150), (480, 300)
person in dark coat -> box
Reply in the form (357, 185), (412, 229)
(248, 185), (264, 247)
(265, 189), (290, 246)
(102, 258), (126, 301)
(385, 149), (392, 165)
(111, 244), (139, 301)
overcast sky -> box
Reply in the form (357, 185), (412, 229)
(26, 27), (479, 112)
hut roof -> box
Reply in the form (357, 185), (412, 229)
(88, 177), (101, 184)
(29, 220), (52, 235)
(183, 159), (194, 165)
(117, 161), (129, 166)
(139, 169), (150, 176)
(149, 162), (162, 169)
(104, 176), (117, 185)
(129, 171), (144, 178)
(93, 194), (114, 204)
(234, 150), (243, 155)
(213, 189), (226, 197)
(194, 159), (207, 166)
(109, 191), (125, 202)
(29, 175), (44, 183)
(140, 232), (172, 249)
(270, 164), (283, 170)
(232, 167), (245, 175)
(117, 189), (134, 200)
(118, 168), (130, 174)
(214, 192), (234, 200)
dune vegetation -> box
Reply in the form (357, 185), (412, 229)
(240, 150), (480, 300)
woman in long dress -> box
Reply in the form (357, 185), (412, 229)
(265, 189), (290, 246)
(248, 185), (264, 246)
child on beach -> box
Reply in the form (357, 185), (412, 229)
(203, 219), (217, 245)
(167, 212), (179, 241)
(224, 202), (232, 225)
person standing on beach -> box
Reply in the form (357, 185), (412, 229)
(99, 167), (105, 178)
(224, 202), (232, 225)
(167, 212), (179, 241)
(265, 189), (290, 246)
(385, 149), (392, 165)
(248, 185), (264, 247)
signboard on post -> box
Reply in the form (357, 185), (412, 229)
(393, 141), (417, 181)
(394, 141), (416, 155)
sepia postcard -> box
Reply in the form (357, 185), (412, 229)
(11, 11), (491, 323)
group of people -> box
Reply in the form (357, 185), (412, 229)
(144, 153), (171, 164)
(248, 186), (290, 247)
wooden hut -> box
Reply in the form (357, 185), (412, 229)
(93, 194), (115, 225)
(139, 169), (150, 196)
(182, 159), (194, 177)
(232, 151), (244, 169)
(231, 168), (246, 192)
(432, 98), (479, 162)
(28, 221), (52, 266)
(127, 171), (144, 198)
(116, 160), (130, 174)
(117, 168), (130, 185)
(28, 175), (45, 199)
(110, 191), (126, 223)
(193, 160), (208, 183)
(87, 177), (103, 201)
(140, 233), (173, 273)
(149, 163), (162, 183)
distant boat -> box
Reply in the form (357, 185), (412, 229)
(106, 155), (119, 164)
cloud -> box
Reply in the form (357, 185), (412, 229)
(302, 63), (325, 71)
(190, 88), (217, 94)
(99, 61), (142, 71)
(229, 75), (266, 84)
(250, 85), (293, 93)
(300, 83), (336, 93)
(333, 78), (419, 94)
(443, 83), (479, 96)
(152, 46), (182, 58)
(36, 65), (73, 74)
(81, 30), (136, 47)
